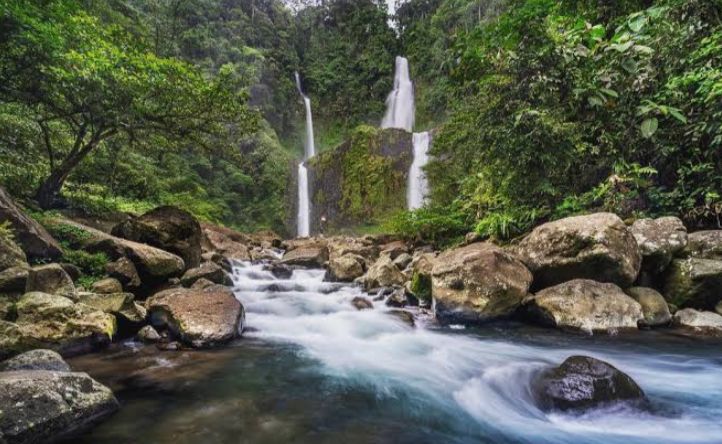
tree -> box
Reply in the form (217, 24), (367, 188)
(1, 0), (257, 208)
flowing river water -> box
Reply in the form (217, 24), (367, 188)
(67, 262), (722, 444)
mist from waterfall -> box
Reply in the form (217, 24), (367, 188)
(295, 72), (315, 237)
(408, 131), (430, 209)
(381, 56), (414, 133)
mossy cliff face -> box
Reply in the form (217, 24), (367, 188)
(306, 126), (412, 233)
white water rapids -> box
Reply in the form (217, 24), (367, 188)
(295, 72), (315, 237)
(232, 261), (722, 444)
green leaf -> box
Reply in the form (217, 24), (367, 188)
(669, 109), (688, 124)
(633, 45), (654, 55)
(641, 118), (659, 138)
(588, 96), (604, 107)
(628, 16), (646, 33)
(600, 88), (618, 98)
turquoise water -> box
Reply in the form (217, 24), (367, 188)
(66, 263), (722, 444)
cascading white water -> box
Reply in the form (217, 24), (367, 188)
(408, 131), (430, 209)
(381, 56), (414, 133)
(295, 72), (315, 237)
(231, 261), (722, 444)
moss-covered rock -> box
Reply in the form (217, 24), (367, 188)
(663, 258), (722, 310)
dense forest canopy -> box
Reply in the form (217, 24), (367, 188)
(1, 0), (720, 241)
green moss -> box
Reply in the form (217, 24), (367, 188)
(410, 271), (432, 302)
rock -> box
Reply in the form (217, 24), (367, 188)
(264, 263), (293, 279)
(516, 213), (641, 289)
(156, 341), (182, 351)
(0, 349), (70, 372)
(673, 308), (722, 335)
(0, 230), (27, 271)
(351, 296), (373, 310)
(106, 257), (142, 289)
(631, 217), (687, 276)
(684, 230), (722, 260)
(385, 288), (413, 307)
(380, 240), (408, 260)
(464, 231), (482, 245)
(0, 266), (29, 293)
(91, 278), (123, 294)
(388, 309), (415, 327)
(408, 253), (435, 303)
(432, 243), (533, 324)
(0, 186), (63, 260)
(76, 292), (146, 324)
(523, 280), (643, 333)
(25, 264), (76, 299)
(190, 278), (216, 290)
(0, 296), (16, 320)
(625, 287), (672, 327)
(146, 285), (244, 348)
(326, 237), (378, 263)
(532, 356), (647, 412)
(202, 252), (232, 272)
(663, 258), (722, 309)
(363, 255), (406, 290)
(327, 254), (365, 282)
(202, 228), (251, 261)
(0, 370), (118, 443)
(281, 245), (329, 268)
(9, 292), (116, 356)
(393, 253), (413, 270)
(112, 206), (202, 270)
(716, 301), (722, 316)
(136, 325), (161, 343)
(180, 262), (232, 287)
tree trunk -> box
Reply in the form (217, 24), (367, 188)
(35, 139), (99, 209)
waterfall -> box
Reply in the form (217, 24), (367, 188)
(295, 72), (315, 237)
(408, 131), (430, 209)
(381, 56), (414, 132)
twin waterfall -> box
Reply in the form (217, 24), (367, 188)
(381, 56), (430, 210)
(295, 72), (314, 237)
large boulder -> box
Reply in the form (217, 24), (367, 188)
(202, 228), (251, 261)
(146, 285), (244, 348)
(112, 206), (202, 270)
(105, 257), (141, 289)
(684, 230), (722, 260)
(522, 279), (643, 333)
(91, 277), (123, 294)
(663, 258), (722, 310)
(326, 237), (378, 263)
(0, 349), (70, 372)
(431, 243), (533, 324)
(0, 370), (119, 443)
(516, 213), (641, 289)
(0, 186), (63, 260)
(180, 261), (232, 287)
(532, 356), (647, 412)
(76, 291), (146, 325)
(5, 292), (116, 356)
(281, 245), (329, 268)
(0, 230), (27, 271)
(630, 217), (687, 275)
(326, 254), (365, 282)
(363, 254), (406, 290)
(0, 266), (29, 293)
(408, 252), (435, 303)
(625, 287), (672, 327)
(673, 308), (722, 336)
(25, 263), (76, 299)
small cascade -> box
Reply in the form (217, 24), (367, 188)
(295, 72), (315, 237)
(408, 131), (430, 209)
(381, 56), (414, 132)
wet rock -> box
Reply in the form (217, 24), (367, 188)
(673, 308), (722, 335)
(0, 349), (70, 372)
(0, 370), (119, 443)
(363, 255), (406, 290)
(112, 205), (202, 270)
(631, 217), (688, 275)
(156, 341), (182, 351)
(202, 228), (251, 261)
(250, 247), (281, 262)
(136, 325), (161, 343)
(393, 253), (413, 270)
(532, 356), (647, 412)
(106, 257), (142, 289)
(351, 296), (374, 310)
(76, 291), (146, 325)
(0, 186), (63, 260)
(523, 279), (643, 333)
(388, 309), (415, 327)
(25, 264), (76, 299)
(327, 254), (365, 282)
(684, 230), (722, 260)
(516, 213), (641, 289)
(147, 285), (244, 348)
(202, 252), (232, 272)
(91, 278), (123, 294)
(432, 243), (532, 324)
(625, 287), (672, 327)
(326, 237), (378, 263)
(281, 245), (329, 268)
(0, 266), (29, 293)
(0, 230), (28, 272)
(385, 288), (415, 308)
(663, 258), (722, 310)
(264, 263), (293, 279)
(180, 261), (232, 288)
